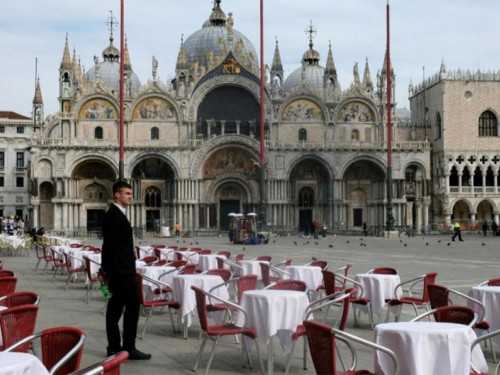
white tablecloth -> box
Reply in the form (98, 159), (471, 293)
(161, 227), (170, 237)
(283, 266), (323, 292)
(0, 352), (50, 375)
(238, 260), (269, 279)
(137, 246), (153, 258)
(198, 255), (228, 272)
(234, 290), (310, 353)
(176, 251), (200, 264)
(63, 250), (100, 273)
(154, 248), (175, 261)
(137, 266), (177, 289)
(172, 275), (228, 327)
(1, 236), (24, 249)
(355, 274), (402, 317)
(374, 322), (488, 375)
(468, 285), (500, 345)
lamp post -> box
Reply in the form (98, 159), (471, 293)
(258, 0), (267, 225)
(385, 0), (395, 231)
(118, 0), (125, 181)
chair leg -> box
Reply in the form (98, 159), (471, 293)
(352, 305), (359, 327)
(336, 344), (346, 372)
(65, 273), (72, 291)
(302, 336), (308, 370)
(284, 341), (296, 374)
(43, 261), (50, 275)
(254, 340), (266, 375)
(203, 335), (221, 375)
(490, 336), (497, 363)
(368, 305), (375, 330)
(52, 267), (58, 282)
(193, 334), (208, 372)
(241, 334), (253, 369)
(34, 259), (42, 271)
(141, 307), (154, 339)
(168, 308), (177, 334)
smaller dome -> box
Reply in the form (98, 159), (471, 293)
(302, 48), (321, 64)
(209, 0), (226, 26)
(283, 65), (325, 92)
(102, 34), (120, 62)
(86, 61), (141, 94)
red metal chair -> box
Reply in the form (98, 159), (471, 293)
(82, 256), (100, 303)
(68, 351), (129, 375)
(0, 276), (17, 297)
(207, 275), (258, 314)
(70, 244), (83, 248)
(42, 245), (55, 275)
(385, 272), (438, 322)
(367, 267), (398, 275)
(191, 285), (265, 374)
(216, 251), (231, 259)
(200, 249), (212, 255)
(153, 259), (168, 267)
(182, 264), (197, 275)
(34, 243), (46, 271)
(470, 329), (500, 375)
(480, 278), (500, 287)
(260, 262), (280, 287)
(252, 255), (272, 263)
(303, 320), (400, 375)
(411, 305), (479, 326)
(136, 273), (181, 337)
(264, 279), (307, 292)
(62, 253), (86, 291)
(205, 269), (232, 282)
(190, 248), (202, 252)
(305, 260), (328, 270)
(138, 256), (159, 266)
(166, 260), (187, 268)
(50, 248), (69, 282)
(284, 289), (355, 374)
(0, 304), (39, 351)
(234, 254), (244, 263)
(216, 257), (226, 269)
(0, 270), (15, 277)
(5, 326), (85, 374)
(0, 291), (40, 307)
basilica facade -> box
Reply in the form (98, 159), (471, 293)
(28, 1), (432, 233)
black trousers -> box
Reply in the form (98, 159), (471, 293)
(106, 274), (140, 352)
(451, 230), (463, 241)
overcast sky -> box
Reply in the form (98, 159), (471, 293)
(1, 0), (499, 117)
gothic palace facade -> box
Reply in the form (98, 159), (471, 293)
(6, 1), (498, 232)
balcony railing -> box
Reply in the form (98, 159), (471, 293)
(265, 140), (431, 151)
(31, 138), (203, 149)
(449, 186), (499, 194)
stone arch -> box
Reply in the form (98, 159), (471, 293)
(339, 155), (387, 179)
(403, 161), (430, 179)
(475, 198), (496, 214)
(128, 154), (179, 179)
(73, 93), (119, 120)
(279, 95), (327, 123)
(128, 94), (179, 121)
(36, 159), (53, 179)
(65, 154), (118, 178)
(207, 177), (255, 204)
(334, 98), (381, 124)
(130, 157), (176, 180)
(286, 154), (335, 180)
(452, 199), (473, 220)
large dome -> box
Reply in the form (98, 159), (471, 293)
(284, 65), (325, 92)
(86, 62), (141, 94)
(183, 1), (258, 69)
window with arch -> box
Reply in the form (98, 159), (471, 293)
(435, 112), (442, 139)
(94, 127), (103, 139)
(151, 127), (159, 140)
(298, 187), (314, 208)
(298, 129), (307, 141)
(145, 186), (161, 208)
(478, 110), (498, 137)
(351, 129), (360, 141)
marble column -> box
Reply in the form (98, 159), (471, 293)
(33, 206), (39, 229)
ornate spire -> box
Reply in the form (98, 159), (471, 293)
(72, 48), (80, 80)
(103, 11), (120, 62)
(271, 38), (283, 72)
(33, 78), (43, 105)
(124, 36), (132, 71)
(60, 33), (72, 69)
(363, 58), (373, 89)
(325, 41), (336, 75)
(176, 34), (188, 70)
(209, 0), (226, 26)
(302, 21), (320, 65)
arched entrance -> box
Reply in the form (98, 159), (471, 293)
(477, 200), (493, 221)
(343, 160), (386, 227)
(214, 182), (252, 230)
(452, 200), (470, 221)
(39, 182), (54, 228)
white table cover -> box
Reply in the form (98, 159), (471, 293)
(198, 255), (228, 272)
(355, 274), (402, 317)
(137, 266), (177, 289)
(1, 236), (24, 249)
(176, 251), (200, 264)
(137, 246), (154, 258)
(238, 260), (269, 279)
(0, 352), (50, 375)
(154, 248), (175, 261)
(374, 322), (488, 375)
(283, 266), (323, 292)
(468, 285), (500, 345)
(161, 227), (170, 237)
(234, 290), (310, 353)
(172, 275), (228, 327)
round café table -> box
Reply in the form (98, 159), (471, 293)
(355, 273), (402, 321)
(0, 352), (49, 375)
(468, 285), (500, 345)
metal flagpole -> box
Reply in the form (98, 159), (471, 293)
(386, 0), (395, 231)
(119, 0), (125, 181)
(259, 0), (266, 224)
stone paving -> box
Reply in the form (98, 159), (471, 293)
(2, 232), (499, 374)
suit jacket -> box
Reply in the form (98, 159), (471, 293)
(101, 204), (136, 277)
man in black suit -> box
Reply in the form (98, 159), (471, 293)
(101, 181), (151, 360)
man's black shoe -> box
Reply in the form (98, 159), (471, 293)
(127, 349), (152, 360)
(107, 347), (122, 357)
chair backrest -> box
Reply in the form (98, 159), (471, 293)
(433, 306), (477, 326)
(259, 263), (274, 287)
(134, 246), (141, 259)
(285, 259), (293, 266)
(310, 261), (328, 270)
(255, 255), (272, 262)
(206, 269), (232, 282)
(41, 326), (85, 374)
(338, 288), (356, 331)
(322, 270), (342, 295)
(154, 260), (168, 267)
(83, 257), (98, 282)
(42, 245), (53, 261)
(50, 249), (67, 266)
(153, 245), (166, 249)
(0, 304), (39, 352)
(182, 264), (196, 275)
(267, 280), (307, 292)
(422, 272), (438, 302)
(178, 247), (188, 251)
(216, 257), (225, 269)
(139, 256), (158, 266)
(235, 254), (244, 263)
(0, 276), (18, 297)
(0, 270), (15, 277)
(167, 246), (178, 250)
(34, 243), (45, 260)
(167, 260), (187, 268)
(237, 275), (258, 303)
(216, 251), (231, 258)
(63, 351), (129, 375)
(427, 284), (449, 310)
(0, 291), (40, 308)
(192, 286), (211, 333)
(200, 249), (211, 255)
(303, 320), (337, 375)
(190, 248), (202, 252)
(488, 278), (500, 286)
(153, 248), (163, 259)
(372, 267), (398, 275)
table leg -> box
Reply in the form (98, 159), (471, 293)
(267, 335), (274, 375)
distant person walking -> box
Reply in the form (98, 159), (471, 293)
(174, 222), (181, 237)
(321, 222), (327, 239)
(451, 221), (464, 242)
(482, 221), (489, 237)
(362, 221), (367, 236)
(492, 221), (498, 236)
(304, 221), (311, 238)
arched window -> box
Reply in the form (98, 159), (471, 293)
(151, 127), (159, 140)
(298, 129), (307, 141)
(351, 129), (360, 141)
(298, 187), (314, 208)
(145, 187), (161, 208)
(435, 112), (442, 139)
(478, 110), (498, 137)
(94, 127), (103, 139)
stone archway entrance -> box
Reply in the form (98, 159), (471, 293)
(214, 182), (252, 230)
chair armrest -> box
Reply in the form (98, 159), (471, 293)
(334, 274), (365, 298)
(448, 288), (486, 323)
(223, 259), (243, 272)
(208, 278), (238, 295)
(478, 281), (488, 286)
(393, 275), (424, 299)
(158, 267), (182, 279)
(269, 265), (292, 279)
(49, 334), (86, 375)
(470, 328), (500, 374)
(66, 253), (86, 269)
(141, 275), (174, 299)
(4, 333), (41, 352)
(200, 288), (248, 326)
(333, 328), (400, 375)
(305, 292), (351, 321)
(68, 366), (104, 375)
